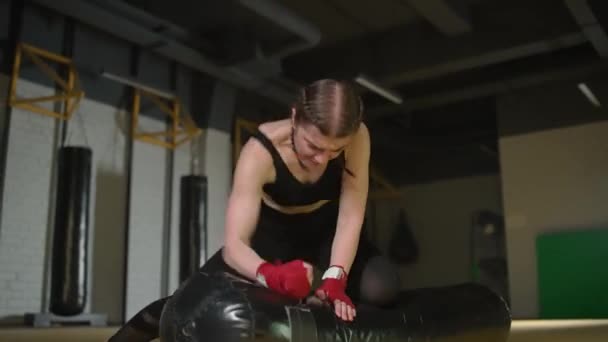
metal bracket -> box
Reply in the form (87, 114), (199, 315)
(131, 88), (202, 150)
(8, 43), (84, 120)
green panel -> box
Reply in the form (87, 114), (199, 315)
(471, 264), (480, 281)
(536, 228), (608, 318)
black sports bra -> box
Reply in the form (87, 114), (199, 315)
(251, 129), (344, 206)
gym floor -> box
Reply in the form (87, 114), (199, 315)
(1, 320), (607, 342)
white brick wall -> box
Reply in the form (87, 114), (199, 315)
(125, 115), (167, 320)
(0, 77), (57, 318)
(0, 76), (131, 322)
(0, 74), (221, 323)
(203, 128), (231, 257)
(70, 98), (128, 325)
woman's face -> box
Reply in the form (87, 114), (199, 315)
(292, 122), (352, 170)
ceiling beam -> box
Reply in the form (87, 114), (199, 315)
(564, 0), (608, 58)
(382, 32), (587, 86)
(31, 0), (298, 105)
(283, 0), (584, 86)
(369, 61), (608, 120)
(406, 0), (471, 36)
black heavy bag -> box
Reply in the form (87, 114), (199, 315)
(159, 271), (511, 342)
(50, 146), (92, 316)
(179, 175), (207, 283)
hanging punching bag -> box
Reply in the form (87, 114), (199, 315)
(50, 146), (92, 316)
(179, 175), (207, 283)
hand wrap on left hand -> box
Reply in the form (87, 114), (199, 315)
(315, 265), (354, 308)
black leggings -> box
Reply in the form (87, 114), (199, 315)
(108, 203), (400, 341)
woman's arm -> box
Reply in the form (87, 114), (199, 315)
(330, 123), (371, 274)
(222, 139), (272, 281)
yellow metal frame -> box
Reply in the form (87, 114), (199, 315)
(131, 88), (202, 149)
(233, 118), (260, 163)
(8, 43), (84, 120)
(233, 117), (400, 199)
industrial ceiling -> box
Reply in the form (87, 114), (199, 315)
(31, 0), (608, 186)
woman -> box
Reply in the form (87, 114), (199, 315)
(109, 79), (400, 341)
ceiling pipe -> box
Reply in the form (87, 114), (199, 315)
(564, 0), (608, 58)
(83, 0), (192, 42)
(238, 0), (322, 60)
(230, 0), (323, 89)
(382, 32), (588, 86)
(406, 0), (472, 36)
(29, 0), (302, 105)
(370, 61), (608, 120)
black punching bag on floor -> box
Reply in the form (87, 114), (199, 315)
(50, 146), (92, 316)
(179, 175), (207, 283)
(159, 272), (512, 342)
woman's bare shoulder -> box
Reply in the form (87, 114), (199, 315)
(236, 119), (288, 181)
(237, 137), (275, 184)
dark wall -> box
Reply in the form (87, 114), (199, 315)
(19, 3), (64, 88)
(368, 98), (500, 187)
(0, 0), (11, 73)
(176, 66), (193, 116)
(498, 76), (608, 137)
(138, 50), (172, 121)
(73, 24), (132, 106)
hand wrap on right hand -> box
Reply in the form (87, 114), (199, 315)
(256, 260), (311, 299)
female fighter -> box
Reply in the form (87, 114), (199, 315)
(109, 79), (400, 341)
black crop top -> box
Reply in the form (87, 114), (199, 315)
(251, 129), (344, 206)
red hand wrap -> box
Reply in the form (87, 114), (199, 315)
(316, 265), (354, 307)
(256, 260), (311, 299)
